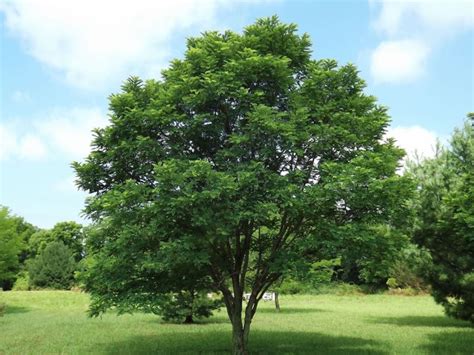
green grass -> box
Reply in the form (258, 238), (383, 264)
(0, 291), (473, 354)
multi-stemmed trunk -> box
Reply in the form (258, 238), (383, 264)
(209, 223), (284, 354)
(231, 315), (249, 355)
(229, 298), (254, 355)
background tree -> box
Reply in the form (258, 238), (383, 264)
(50, 222), (85, 262)
(408, 118), (474, 323)
(28, 230), (53, 259)
(29, 222), (85, 262)
(74, 17), (412, 354)
(10, 215), (38, 264)
(28, 241), (76, 289)
(0, 206), (23, 290)
(315, 223), (410, 288)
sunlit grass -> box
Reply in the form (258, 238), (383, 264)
(0, 291), (472, 354)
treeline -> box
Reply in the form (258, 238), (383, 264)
(0, 206), (421, 294)
(0, 214), (85, 291)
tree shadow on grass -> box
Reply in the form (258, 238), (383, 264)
(420, 331), (474, 354)
(146, 317), (231, 326)
(102, 329), (388, 354)
(372, 315), (472, 328)
(257, 307), (328, 314)
(3, 305), (30, 315)
(145, 307), (328, 325)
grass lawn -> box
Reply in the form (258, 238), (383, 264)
(0, 291), (473, 354)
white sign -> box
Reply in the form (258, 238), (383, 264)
(243, 292), (275, 301)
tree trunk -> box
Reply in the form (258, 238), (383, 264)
(232, 318), (249, 355)
(184, 314), (193, 324)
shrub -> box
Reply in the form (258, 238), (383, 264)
(386, 287), (423, 296)
(389, 245), (431, 291)
(277, 258), (341, 295)
(28, 241), (76, 289)
(276, 278), (307, 295)
(12, 271), (30, 291)
(331, 282), (365, 296)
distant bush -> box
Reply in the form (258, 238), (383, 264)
(325, 282), (365, 296)
(277, 258), (341, 295)
(277, 278), (307, 295)
(386, 287), (423, 296)
(12, 271), (30, 291)
(28, 241), (76, 289)
(277, 280), (365, 296)
(388, 245), (431, 291)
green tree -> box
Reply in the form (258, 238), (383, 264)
(408, 118), (474, 323)
(314, 223), (410, 288)
(10, 215), (38, 264)
(28, 229), (53, 259)
(28, 241), (76, 289)
(0, 206), (23, 289)
(74, 17), (411, 354)
(29, 221), (85, 261)
(50, 222), (85, 262)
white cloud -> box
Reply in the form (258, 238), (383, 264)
(369, 0), (473, 85)
(38, 108), (108, 159)
(0, 0), (268, 90)
(18, 134), (47, 160)
(386, 125), (439, 160)
(0, 125), (18, 160)
(1, 107), (108, 161)
(372, 0), (474, 38)
(370, 39), (430, 84)
(0, 126), (46, 161)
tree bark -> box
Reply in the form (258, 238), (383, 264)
(232, 320), (248, 355)
(183, 314), (193, 324)
(227, 294), (253, 355)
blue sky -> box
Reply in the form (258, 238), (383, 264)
(1, 0), (473, 228)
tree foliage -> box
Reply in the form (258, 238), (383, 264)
(28, 241), (77, 289)
(10, 215), (38, 264)
(74, 17), (412, 354)
(316, 223), (410, 287)
(408, 118), (474, 323)
(81, 221), (219, 322)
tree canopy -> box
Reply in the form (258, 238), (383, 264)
(74, 16), (412, 354)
